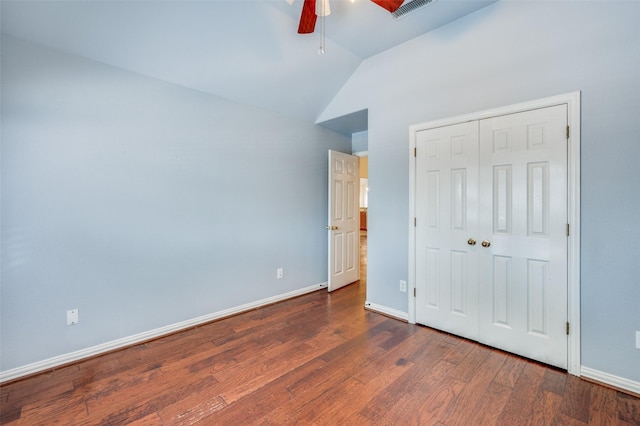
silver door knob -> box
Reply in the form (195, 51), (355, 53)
(467, 238), (476, 246)
(481, 240), (491, 248)
(326, 226), (338, 230)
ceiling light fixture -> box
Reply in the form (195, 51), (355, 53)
(289, 0), (407, 54)
(315, 0), (331, 16)
(293, 0), (402, 35)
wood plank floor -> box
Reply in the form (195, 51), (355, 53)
(1, 235), (639, 425)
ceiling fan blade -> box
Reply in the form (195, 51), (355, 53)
(370, 0), (404, 13)
(298, 0), (318, 34)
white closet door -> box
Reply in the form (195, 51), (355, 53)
(477, 104), (568, 369)
(415, 104), (569, 369)
(415, 121), (479, 340)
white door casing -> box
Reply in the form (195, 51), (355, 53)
(328, 150), (360, 292)
(409, 93), (581, 374)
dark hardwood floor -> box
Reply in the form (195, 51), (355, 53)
(1, 234), (639, 425)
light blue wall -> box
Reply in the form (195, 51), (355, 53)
(320, 1), (640, 383)
(0, 36), (351, 371)
(352, 130), (368, 153)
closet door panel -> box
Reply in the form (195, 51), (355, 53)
(477, 104), (568, 369)
(415, 121), (479, 340)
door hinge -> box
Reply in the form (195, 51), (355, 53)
(414, 147), (417, 157)
(414, 288), (416, 297)
(566, 223), (570, 236)
(414, 217), (417, 227)
(566, 322), (570, 335)
(566, 126), (570, 139)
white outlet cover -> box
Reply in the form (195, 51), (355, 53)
(399, 280), (407, 292)
(67, 309), (79, 325)
(636, 331), (640, 349)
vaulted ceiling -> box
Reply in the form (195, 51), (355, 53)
(1, 0), (496, 129)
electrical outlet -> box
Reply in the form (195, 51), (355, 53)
(277, 268), (284, 279)
(636, 331), (640, 349)
(399, 280), (407, 293)
(67, 309), (79, 325)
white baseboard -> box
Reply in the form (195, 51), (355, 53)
(581, 366), (640, 396)
(0, 282), (327, 384)
(364, 301), (409, 322)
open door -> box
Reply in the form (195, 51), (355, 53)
(328, 150), (360, 291)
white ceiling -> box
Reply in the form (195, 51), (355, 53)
(1, 0), (496, 130)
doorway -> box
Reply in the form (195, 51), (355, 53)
(357, 153), (368, 285)
(353, 131), (369, 291)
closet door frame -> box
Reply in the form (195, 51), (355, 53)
(408, 92), (581, 376)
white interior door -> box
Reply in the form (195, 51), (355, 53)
(415, 121), (480, 340)
(328, 150), (360, 292)
(415, 105), (569, 369)
(477, 105), (568, 368)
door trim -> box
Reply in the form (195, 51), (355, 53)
(408, 92), (581, 376)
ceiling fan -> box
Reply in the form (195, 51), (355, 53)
(295, 0), (405, 34)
